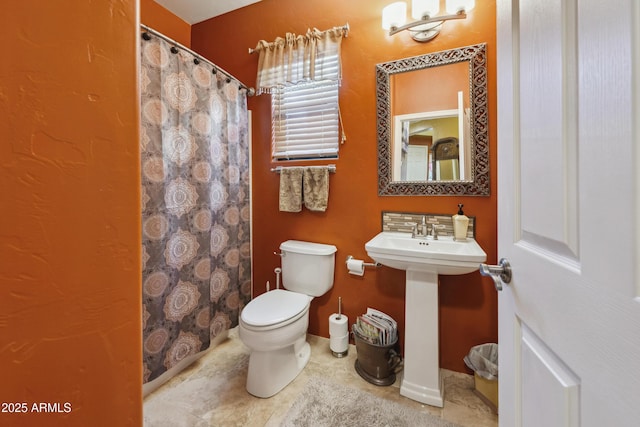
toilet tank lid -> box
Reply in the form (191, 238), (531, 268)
(280, 240), (337, 255)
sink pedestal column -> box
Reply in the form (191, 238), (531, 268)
(400, 270), (444, 407)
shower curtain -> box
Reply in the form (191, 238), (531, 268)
(140, 34), (251, 383)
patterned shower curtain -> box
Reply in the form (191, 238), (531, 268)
(139, 34), (251, 383)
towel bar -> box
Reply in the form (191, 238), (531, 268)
(271, 165), (336, 173)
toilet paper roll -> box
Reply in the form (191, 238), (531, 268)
(329, 334), (349, 354)
(329, 313), (349, 354)
(329, 313), (349, 337)
(347, 258), (365, 276)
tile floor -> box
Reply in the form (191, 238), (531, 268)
(143, 328), (498, 427)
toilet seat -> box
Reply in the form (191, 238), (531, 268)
(241, 289), (311, 329)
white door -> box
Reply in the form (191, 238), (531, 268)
(407, 145), (429, 180)
(496, 0), (640, 426)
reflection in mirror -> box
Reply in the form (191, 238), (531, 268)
(377, 43), (489, 196)
(393, 91), (470, 181)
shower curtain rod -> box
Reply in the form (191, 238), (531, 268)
(140, 24), (255, 96)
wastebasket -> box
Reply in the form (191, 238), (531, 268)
(464, 343), (498, 413)
(353, 327), (402, 386)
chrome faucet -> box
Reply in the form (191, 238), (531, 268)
(420, 215), (428, 237)
(412, 216), (429, 238)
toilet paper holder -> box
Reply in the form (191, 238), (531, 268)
(345, 255), (380, 268)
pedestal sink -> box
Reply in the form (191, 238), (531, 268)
(365, 231), (487, 407)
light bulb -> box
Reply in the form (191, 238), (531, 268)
(382, 2), (407, 30)
(446, 0), (475, 14)
(412, 0), (439, 20)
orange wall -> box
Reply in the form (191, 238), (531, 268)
(140, 0), (191, 47)
(193, 0), (498, 373)
(394, 61), (469, 114)
(0, 1), (141, 426)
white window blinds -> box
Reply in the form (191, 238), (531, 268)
(271, 80), (339, 160)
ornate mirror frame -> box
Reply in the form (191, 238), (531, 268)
(376, 43), (489, 196)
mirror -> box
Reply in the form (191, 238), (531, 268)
(376, 43), (489, 196)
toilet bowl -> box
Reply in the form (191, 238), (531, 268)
(239, 240), (336, 398)
(239, 289), (312, 398)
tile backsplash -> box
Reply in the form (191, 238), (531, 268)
(381, 211), (475, 238)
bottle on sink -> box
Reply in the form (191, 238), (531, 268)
(452, 203), (469, 241)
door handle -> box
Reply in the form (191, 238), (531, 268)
(479, 258), (512, 291)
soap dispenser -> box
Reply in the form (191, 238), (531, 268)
(452, 203), (469, 241)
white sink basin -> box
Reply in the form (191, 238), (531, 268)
(365, 231), (487, 274)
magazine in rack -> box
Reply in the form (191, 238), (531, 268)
(352, 308), (398, 346)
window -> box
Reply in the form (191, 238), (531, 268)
(271, 80), (340, 161)
(253, 26), (347, 160)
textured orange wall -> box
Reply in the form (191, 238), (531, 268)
(192, 0), (498, 373)
(0, 1), (141, 426)
(140, 0), (191, 47)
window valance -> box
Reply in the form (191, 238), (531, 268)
(252, 25), (348, 95)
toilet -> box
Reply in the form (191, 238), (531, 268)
(239, 240), (337, 398)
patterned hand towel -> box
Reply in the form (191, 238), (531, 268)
(279, 167), (303, 212)
(303, 167), (329, 212)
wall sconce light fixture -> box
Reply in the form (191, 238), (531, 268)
(382, 0), (475, 42)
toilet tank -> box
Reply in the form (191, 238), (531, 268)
(279, 240), (337, 297)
